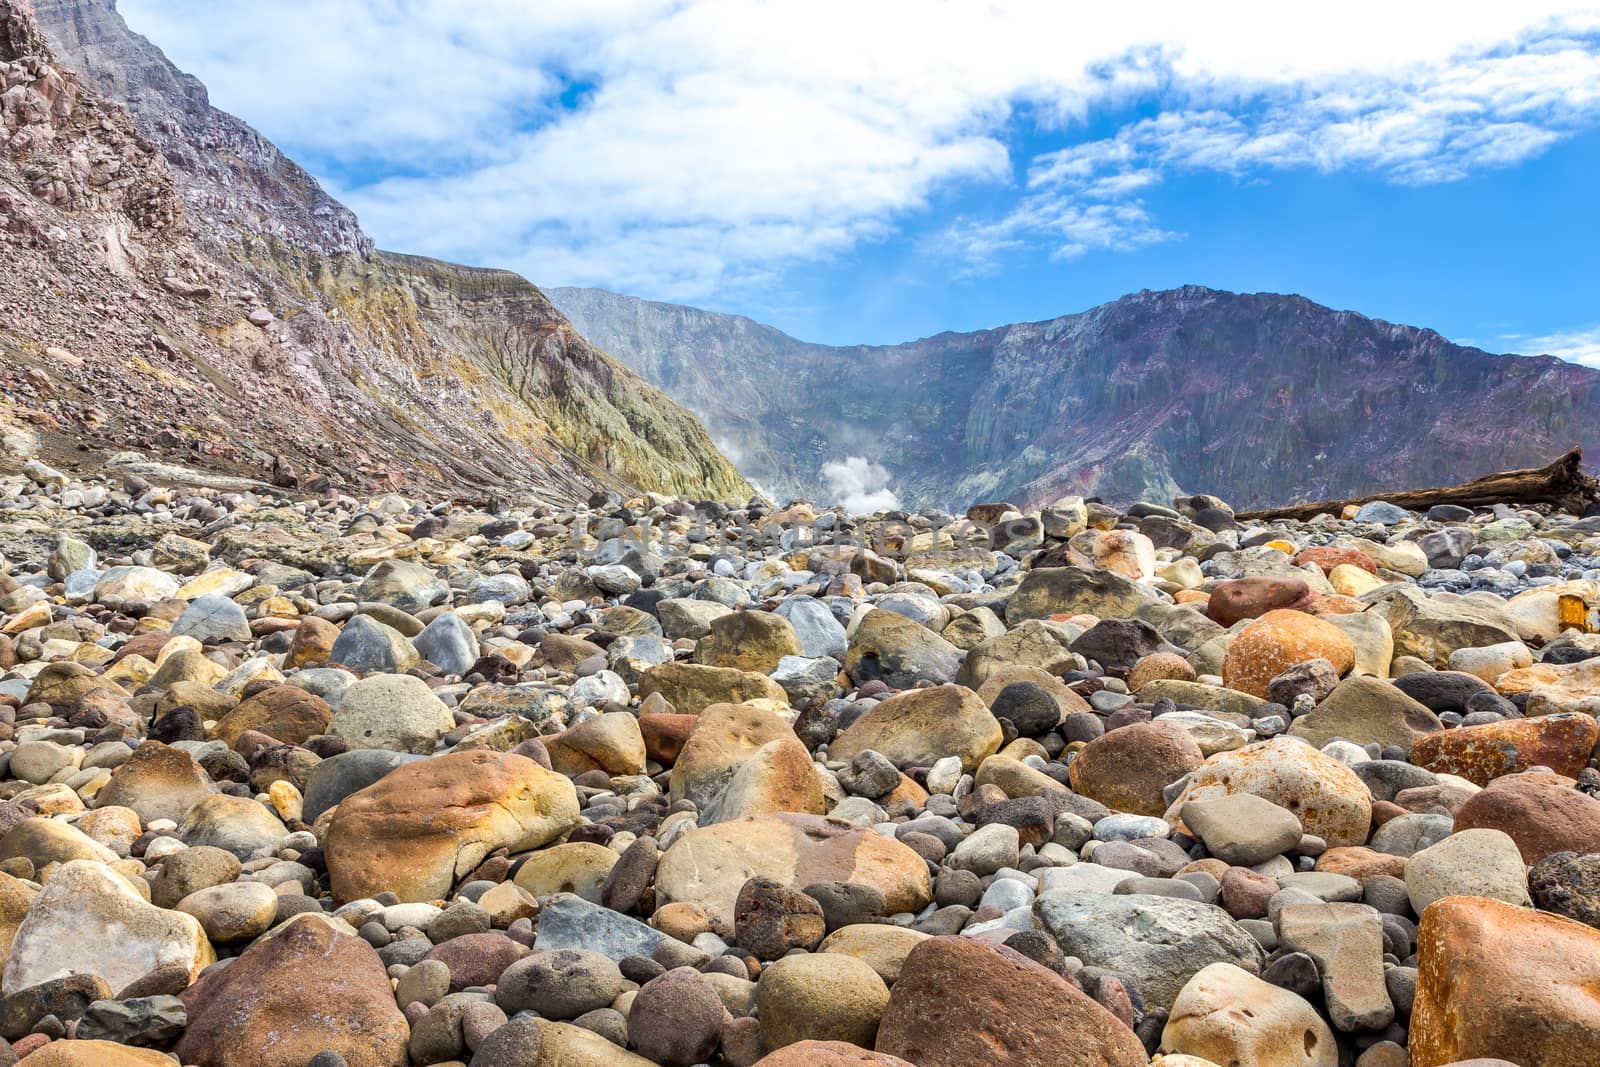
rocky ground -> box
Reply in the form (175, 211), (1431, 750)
(0, 464), (1595, 1067)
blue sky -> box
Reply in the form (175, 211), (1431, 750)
(121, 1), (1600, 358)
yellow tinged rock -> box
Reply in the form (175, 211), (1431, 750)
(512, 841), (619, 903)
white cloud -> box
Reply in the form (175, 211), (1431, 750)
(1501, 326), (1600, 366)
(119, 1), (1600, 294)
(820, 456), (901, 514)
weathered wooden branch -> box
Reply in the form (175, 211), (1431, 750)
(1237, 448), (1600, 522)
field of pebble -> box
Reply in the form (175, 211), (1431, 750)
(0, 464), (1596, 1067)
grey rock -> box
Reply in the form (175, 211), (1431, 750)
(302, 749), (422, 824)
(327, 613), (419, 674)
(1033, 891), (1265, 1009)
(172, 595), (252, 643)
(775, 594), (848, 659)
(533, 893), (669, 962)
(413, 612), (480, 675)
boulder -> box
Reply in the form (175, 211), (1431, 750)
(669, 702), (822, 823)
(356, 559), (448, 614)
(1223, 610), (1355, 699)
(544, 712), (648, 777)
(1530, 851), (1600, 930)
(654, 813), (931, 936)
(1287, 676), (1441, 752)
(1007, 566), (1155, 624)
(94, 741), (216, 825)
(13, 1043), (177, 1066)
(1069, 721), (1205, 816)
(844, 608), (962, 689)
(1406, 828), (1531, 914)
(213, 685), (331, 748)
(1277, 902), (1394, 1032)
(1205, 577), (1314, 626)
(326, 613), (418, 674)
(638, 662), (789, 716)
(1452, 771), (1600, 864)
(536, 1020), (658, 1066)
(1180, 794), (1304, 866)
(875, 935), (1148, 1067)
(172, 595), (252, 644)
(959, 621), (1078, 686)
(818, 923), (931, 985)
(775, 595), (850, 658)
(330, 673), (454, 754)
(1411, 712), (1598, 785)
(697, 610), (803, 673)
(411, 612), (479, 675)
(757, 952), (890, 1050)
(2, 860), (213, 996)
(178, 794), (288, 859)
(1033, 891), (1265, 1010)
(1161, 961), (1336, 1067)
(754, 1043), (920, 1067)
(1411, 896), (1600, 1067)
(1166, 738), (1372, 848)
(325, 750), (579, 902)
(830, 685), (1002, 774)
(175, 914), (409, 1067)
(1363, 588), (1520, 669)
(301, 749), (421, 824)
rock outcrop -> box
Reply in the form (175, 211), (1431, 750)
(1, 0), (747, 504)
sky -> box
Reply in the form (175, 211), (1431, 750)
(120, 1), (1600, 360)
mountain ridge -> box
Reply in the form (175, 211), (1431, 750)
(0, 0), (749, 504)
(550, 282), (1600, 511)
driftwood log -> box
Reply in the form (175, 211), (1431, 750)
(1237, 448), (1600, 522)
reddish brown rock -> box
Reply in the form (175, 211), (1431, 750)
(285, 616), (337, 668)
(1223, 610), (1356, 699)
(1206, 577), (1315, 626)
(1411, 712), (1598, 785)
(111, 632), (175, 665)
(1411, 895), (1600, 1067)
(1068, 721), (1204, 816)
(875, 936), (1148, 1067)
(1452, 771), (1600, 864)
(176, 914), (409, 1067)
(92, 741), (216, 825)
(213, 685), (332, 748)
(1125, 652), (1197, 692)
(1315, 847), (1409, 881)
(640, 713), (697, 765)
(422, 931), (528, 992)
(1295, 546), (1378, 576)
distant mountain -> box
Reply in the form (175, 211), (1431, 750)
(0, 0), (747, 503)
(551, 285), (1600, 511)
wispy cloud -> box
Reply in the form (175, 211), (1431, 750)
(1501, 326), (1600, 366)
(120, 1), (1600, 296)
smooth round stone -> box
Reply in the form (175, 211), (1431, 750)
(176, 881), (280, 942)
(395, 958), (452, 1008)
(1406, 828), (1532, 914)
(1092, 813), (1171, 842)
(978, 877), (1035, 914)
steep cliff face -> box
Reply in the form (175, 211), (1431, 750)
(552, 285), (1600, 511)
(0, 0), (747, 503)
